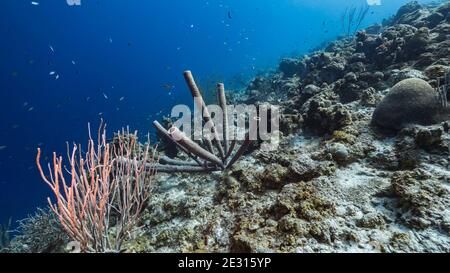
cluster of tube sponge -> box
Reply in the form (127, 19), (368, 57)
(152, 71), (252, 173)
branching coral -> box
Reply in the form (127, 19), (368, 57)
(36, 123), (158, 252)
(152, 71), (252, 173)
(341, 5), (371, 37)
(6, 208), (67, 253)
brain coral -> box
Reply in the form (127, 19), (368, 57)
(372, 78), (446, 131)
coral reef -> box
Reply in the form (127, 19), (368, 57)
(8, 1), (450, 253)
(129, 1), (449, 253)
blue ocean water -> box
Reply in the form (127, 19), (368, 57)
(0, 0), (437, 226)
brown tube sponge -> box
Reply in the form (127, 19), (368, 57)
(168, 126), (224, 168)
(149, 163), (220, 173)
(226, 134), (251, 169)
(153, 121), (202, 166)
(183, 70), (226, 160)
(159, 156), (200, 167)
(217, 83), (229, 155)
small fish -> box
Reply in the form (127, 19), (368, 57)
(23, 102), (29, 107)
(0, 146), (7, 151)
(228, 11), (232, 19)
(103, 93), (109, 100)
(55, 74), (60, 80)
(49, 71), (56, 75)
(109, 37), (113, 43)
(31, 1), (39, 5)
(71, 60), (76, 65)
(161, 84), (174, 91)
(49, 45), (54, 53)
(28, 107), (35, 112)
(119, 96), (125, 101)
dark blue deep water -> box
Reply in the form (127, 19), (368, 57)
(0, 0), (437, 226)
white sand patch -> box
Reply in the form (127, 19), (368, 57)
(421, 163), (450, 191)
(334, 163), (379, 188)
(372, 137), (396, 154)
(291, 135), (321, 150)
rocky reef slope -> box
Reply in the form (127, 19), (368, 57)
(131, 1), (450, 253)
